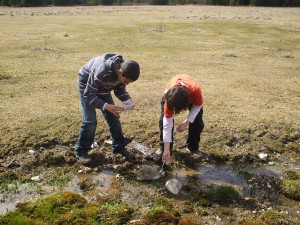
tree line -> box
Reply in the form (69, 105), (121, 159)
(1, 0), (299, 8)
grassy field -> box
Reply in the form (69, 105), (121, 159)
(0, 5), (299, 156)
(0, 5), (300, 224)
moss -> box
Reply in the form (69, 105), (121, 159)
(284, 170), (300, 180)
(213, 186), (241, 204)
(197, 196), (212, 207)
(0, 171), (19, 183)
(240, 209), (299, 225)
(93, 202), (134, 224)
(0, 213), (34, 225)
(0, 192), (133, 225)
(210, 149), (229, 162)
(178, 217), (199, 225)
(39, 150), (68, 167)
(154, 198), (175, 211)
(281, 179), (300, 201)
(141, 205), (180, 224)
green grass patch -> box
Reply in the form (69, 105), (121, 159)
(240, 209), (300, 225)
(0, 192), (134, 225)
(281, 179), (300, 201)
(213, 185), (241, 204)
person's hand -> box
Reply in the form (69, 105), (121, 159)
(162, 150), (170, 164)
(117, 99), (135, 110)
(176, 119), (189, 132)
(105, 104), (125, 116)
(162, 142), (171, 163)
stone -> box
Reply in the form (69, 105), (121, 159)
(28, 150), (35, 155)
(31, 176), (41, 182)
(137, 165), (165, 181)
(129, 140), (153, 159)
(258, 153), (268, 161)
(165, 178), (182, 195)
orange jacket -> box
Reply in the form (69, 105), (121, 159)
(164, 74), (203, 118)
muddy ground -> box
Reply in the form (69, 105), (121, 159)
(0, 129), (299, 224)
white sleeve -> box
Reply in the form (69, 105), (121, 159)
(187, 105), (202, 123)
(163, 116), (174, 143)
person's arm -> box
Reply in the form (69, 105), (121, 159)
(114, 84), (131, 102)
(187, 85), (203, 123)
(187, 105), (202, 123)
(162, 142), (171, 163)
(113, 84), (135, 110)
(83, 64), (108, 110)
(176, 119), (189, 132)
(162, 116), (173, 163)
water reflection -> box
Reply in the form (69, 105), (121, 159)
(0, 170), (114, 215)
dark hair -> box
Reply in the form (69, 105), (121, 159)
(121, 60), (140, 81)
(165, 86), (189, 114)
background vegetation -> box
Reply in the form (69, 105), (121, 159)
(0, 5), (299, 160)
(1, 0), (299, 7)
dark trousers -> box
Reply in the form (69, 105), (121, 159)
(75, 92), (125, 154)
(159, 95), (204, 156)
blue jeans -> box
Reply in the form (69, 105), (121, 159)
(75, 92), (125, 154)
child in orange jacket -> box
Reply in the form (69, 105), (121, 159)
(158, 74), (204, 165)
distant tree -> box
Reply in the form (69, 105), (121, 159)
(151, 0), (168, 4)
(284, 0), (300, 5)
(29, 0), (44, 5)
(239, 0), (250, 4)
(1, 0), (9, 5)
(8, 0), (19, 5)
(99, 0), (114, 5)
(43, 0), (52, 5)
(53, 0), (69, 5)
(229, 0), (239, 5)
(213, 0), (229, 5)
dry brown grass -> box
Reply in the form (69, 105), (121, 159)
(0, 6), (299, 156)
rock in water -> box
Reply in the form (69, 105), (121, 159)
(165, 178), (182, 194)
(137, 165), (165, 181)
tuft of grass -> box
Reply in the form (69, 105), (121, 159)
(284, 170), (300, 180)
(141, 204), (180, 224)
(213, 185), (241, 204)
(197, 196), (212, 207)
(210, 149), (229, 162)
(44, 171), (73, 190)
(239, 209), (300, 225)
(281, 179), (300, 201)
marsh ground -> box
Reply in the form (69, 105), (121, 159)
(0, 5), (299, 224)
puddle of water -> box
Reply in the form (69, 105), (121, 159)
(0, 183), (42, 215)
(197, 164), (251, 196)
(0, 170), (115, 215)
(172, 159), (300, 198)
(170, 165), (251, 196)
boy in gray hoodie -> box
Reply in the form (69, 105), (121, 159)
(75, 53), (140, 164)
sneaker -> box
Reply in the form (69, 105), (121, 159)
(114, 149), (135, 160)
(75, 152), (92, 165)
(186, 148), (203, 158)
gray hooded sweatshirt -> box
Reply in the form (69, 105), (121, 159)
(78, 53), (131, 110)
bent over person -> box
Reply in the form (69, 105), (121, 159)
(158, 74), (204, 166)
(75, 53), (140, 164)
